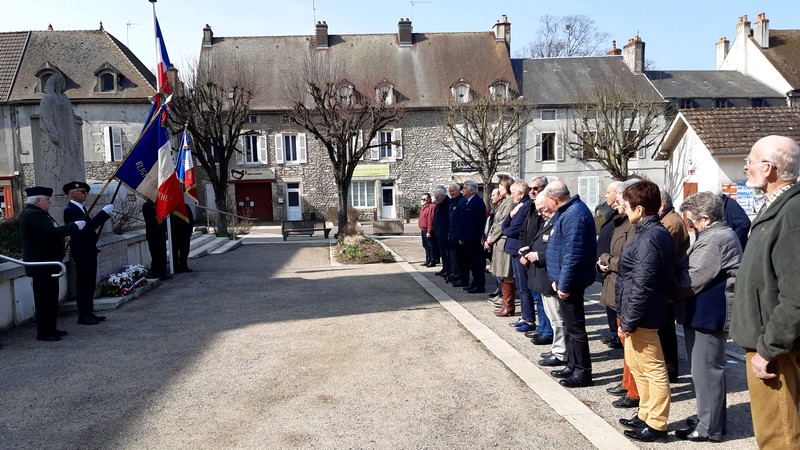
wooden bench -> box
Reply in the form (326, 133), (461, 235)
(281, 220), (332, 241)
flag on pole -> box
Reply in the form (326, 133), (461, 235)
(113, 103), (187, 222)
(176, 130), (198, 202)
(154, 17), (172, 122)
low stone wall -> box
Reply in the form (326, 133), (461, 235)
(0, 230), (149, 331)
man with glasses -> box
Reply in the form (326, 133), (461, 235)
(63, 181), (113, 325)
(731, 135), (800, 448)
(596, 181), (624, 349)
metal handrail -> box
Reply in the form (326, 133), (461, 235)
(194, 203), (256, 222)
(0, 254), (67, 278)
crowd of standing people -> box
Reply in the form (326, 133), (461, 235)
(417, 134), (800, 447)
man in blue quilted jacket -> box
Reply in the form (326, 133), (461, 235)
(544, 181), (597, 388)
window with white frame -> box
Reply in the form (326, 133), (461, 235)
(578, 176), (600, 211)
(369, 128), (402, 160)
(274, 132), (307, 164)
(379, 130), (393, 158)
(490, 80), (509, 101)
(349, 181), (376, 208)
(100, 73), (116, 92)
(243, 135), (259, 163)
(103, 126), (124, 161)
(338, 84), (354, 105)
(376, 83), (393, 105)
(452, 82), (470, 103)
(541, 132), (556, 161)
(541, 109), (556, 121)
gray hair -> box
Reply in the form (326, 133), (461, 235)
(463, 180), (479, 193)
(616, 179), (639, 196)
(679, 191), (723, 223)
(660, 189), (674, 207)
(759, 135), (800, 181)
(26, 195), (40, 205)
(433, 185), (447, 197)
(545, 180), (570, 198)
(531, 176), (549, 188)
(510, 180), (530, 195)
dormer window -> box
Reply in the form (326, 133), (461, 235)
(337, 82), (354, 106)
(94, 62), (122, 93)
(451, 80), (470, 103)
(489, 79), (510, 101)
(376, 82), (394, 105)
(34, 61), (63, 93)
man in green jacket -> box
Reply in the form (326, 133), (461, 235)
(730, 135), (800, 449)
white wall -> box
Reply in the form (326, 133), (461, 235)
(720, 35), (792, 95)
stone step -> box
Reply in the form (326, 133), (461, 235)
(188, 236), (230, 259)
(61, 277), (161, 312)
(188, 234), (216, 252)
(209, 238), (242, 255)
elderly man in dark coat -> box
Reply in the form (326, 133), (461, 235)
(19, 186), (84, 341)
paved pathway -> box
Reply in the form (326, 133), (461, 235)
(0, 228), (757, 449)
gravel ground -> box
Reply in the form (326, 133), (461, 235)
(378, 234), (757, 449)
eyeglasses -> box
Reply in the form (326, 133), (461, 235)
(530, 185), (543, 191)
(744, 157), (775, 168)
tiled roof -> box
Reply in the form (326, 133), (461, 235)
(646, 70), (784, 99)
(0, 31), (29, 101)
(760, 29), (800, 90)
(512, 56), (661, 106)
(678, 107), (800, 155)
(201, 30), (517, 110)
(7, 29), (155, 102)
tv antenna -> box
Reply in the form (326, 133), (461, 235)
(410, 0), (431, 22)
(312, 0), (317, 24)
(126, 20), (140, 47)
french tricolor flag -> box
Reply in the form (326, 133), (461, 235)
(155, 17), (171, 102)
(176, 130), (198, 202)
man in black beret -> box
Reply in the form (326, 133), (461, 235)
(19, 186), (86, 341)
(62, 181), (114, 325)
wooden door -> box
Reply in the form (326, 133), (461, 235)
(234, 182), (273, 222)
(681, 182), (698, 226)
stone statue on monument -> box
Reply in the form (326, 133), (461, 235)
(38, 73), (84, 190)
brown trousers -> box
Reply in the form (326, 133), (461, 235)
(745, 349), (800, 449)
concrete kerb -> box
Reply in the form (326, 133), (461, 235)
(376, 240), (639, 450)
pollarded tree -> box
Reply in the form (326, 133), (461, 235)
(167, 57), (258, 236)
(442, 92), (531, 207)
(564, 71), (667, 180)
(284, 53), (404, 236)
(517, 14), (611, 58)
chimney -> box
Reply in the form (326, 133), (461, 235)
(622, 35), (645, 73)
(716, 37), (730, 69)
(753, 12), (769, 48)
(316, 21), (329, 49)
(493, 15), (511, 55)
(47, 24), (53, 31)
(398, 18), (413, 46)
(606, 40), (622, 56)
(736, 15), (751, 41)
(202, 24), (214, 47)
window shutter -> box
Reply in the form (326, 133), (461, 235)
(638, 147), (646, 159)
(556, 133), (565, 162)
(103, 126), (113, 161)
(370, 133), (379, 160)
(579, 178), (588, 200)
(275, 133), (284, 164)
(258, 133), (268, 163)
(393, 128), (403, 159)
(298, 133), (307, 163)
(534, 135), (542, 162)
(589, 177), (599, 207)
(111, 127), (123, 161)
(235, 136), (245, 164)
(357, 130), (364, 160)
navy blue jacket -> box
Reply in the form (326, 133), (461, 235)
(447, 194), (464, 243)
(615, 216), (675, 332)
(432, 196), (450, 239)
(527, 217), (556, 295)
(63, 202), (110, 262)
(545, 195), (597, 293)
(722, 194), (751, 250)
(502, 196), (531, 255)
(459, 194), (487, 243)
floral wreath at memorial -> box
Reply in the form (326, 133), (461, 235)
(100, 264), (148, 297)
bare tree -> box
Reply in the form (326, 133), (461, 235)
(442, 95), (531, 207)
(517, 15), (611, 58)
(284, 53), (404, 236)
(167, 57), (257, 236)
(565, 72), (667, 180)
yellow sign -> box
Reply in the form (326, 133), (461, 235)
(353, 164), (390, 177)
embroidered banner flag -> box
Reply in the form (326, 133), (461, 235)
(176, 130), (199, 202)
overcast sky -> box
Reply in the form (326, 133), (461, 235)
(2, 0), (797, 81)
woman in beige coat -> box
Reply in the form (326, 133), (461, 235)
(484, 176), (515, 313)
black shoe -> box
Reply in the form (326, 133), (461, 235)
(675, 428), (710, 442)
(550, 367), (574, 378)
(607, 340), (623, 349)
(182, 267), (194, 273)
(600, 334), (616, 344)
(466, 287), (485, 293)
(426, 263), (436, 267)
(90, 314), (106, 321)
(450, 281), (466, 287)
(435, 270), (446, 276)
(54, 329), (69, 337)
(531, 335), (553, 345)
(539, 356), (567, 367)
(524, 330), (541, 338)
(36, 335), (61, 342)
(624, 426), (667, 442)
(685, 417), (698, 429)
(619, 414), (646, 429)
(612, 395), (639, 408)
(559, 375), (593, 388)
(606, 383), (628, 396)
(78, 317), (99, 325)
(540, 351), (553, 359)
(420, 262), (430, 266)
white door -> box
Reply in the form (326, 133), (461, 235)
(286, 183), (302, 220)
(381, 182), (395, 219)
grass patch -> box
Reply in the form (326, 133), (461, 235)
(335, 235), (395, 264)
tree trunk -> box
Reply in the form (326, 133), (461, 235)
(213, 185), (229, 236)
(336, 182), (350, 238)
